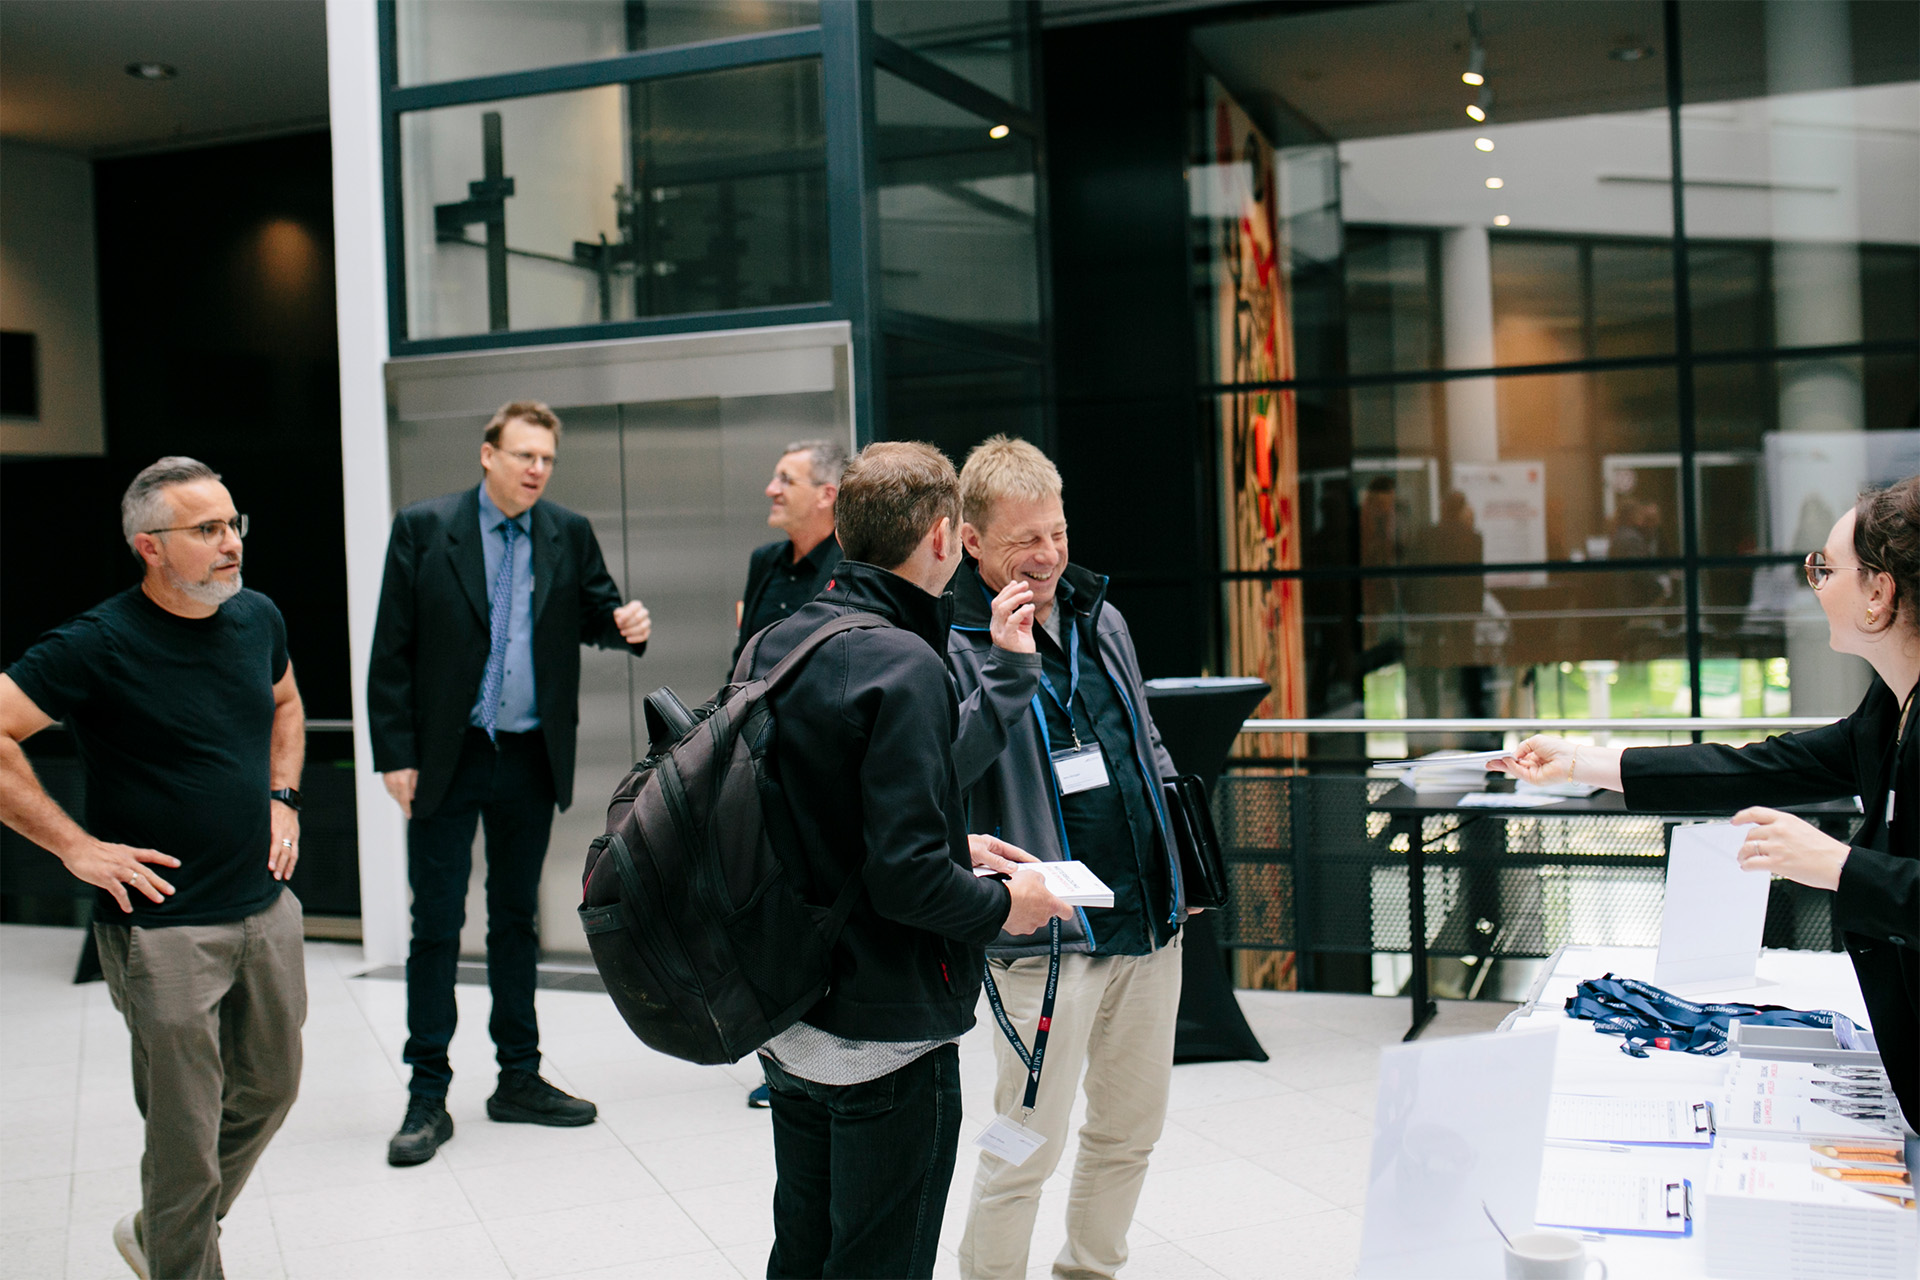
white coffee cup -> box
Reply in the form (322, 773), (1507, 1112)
(1503, 1231), (1607, 1280)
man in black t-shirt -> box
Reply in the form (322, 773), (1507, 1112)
(0, 457), (307, 1280)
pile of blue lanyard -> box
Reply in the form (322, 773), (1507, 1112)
(1566, 973), (1861, 1058)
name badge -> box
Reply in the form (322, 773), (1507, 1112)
(1051, 744), (1110, 795)
(973, 1114), (1047, 1166)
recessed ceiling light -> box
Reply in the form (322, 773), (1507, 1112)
(988, 124), (1011, 140)
(1462, 43), (1486, 86)
(126, 62), (177, 80)
(1609, 44), (1654, 62)
(1466, 103), (1486, 122)
(1485, 177), (1504, 189)
(1494, 215), (1511, 226)
(1475, 137), (1495, 152)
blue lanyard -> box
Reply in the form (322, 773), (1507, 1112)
(981, 918), (1062, 1112)
(1035, 615), (1082, 743)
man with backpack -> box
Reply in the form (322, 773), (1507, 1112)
(744, 440), (1073, 1279)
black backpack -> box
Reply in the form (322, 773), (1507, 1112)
(579, 612), (885, 1066)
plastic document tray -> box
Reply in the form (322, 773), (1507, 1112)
(1729, 1021), (1882, 1068)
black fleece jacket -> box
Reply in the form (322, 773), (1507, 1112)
(748, 559), (1013, 1042)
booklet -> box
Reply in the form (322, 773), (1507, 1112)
(974, 860), (1114, 908)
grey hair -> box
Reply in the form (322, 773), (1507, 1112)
(122, 456), (221, 557)
(784, 438), (849, 488)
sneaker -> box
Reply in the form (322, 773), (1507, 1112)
(487, 1069), (597, 1126)
(112, 1211), (149, 1280)
(747, 1083), (772, 1108)
(387, 1098), (455, 1166)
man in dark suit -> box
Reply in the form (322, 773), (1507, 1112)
(731, 438), (847, 672)
(369, 400), (651, 1166)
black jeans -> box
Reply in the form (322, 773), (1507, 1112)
(404, 727), (555, 1100)
(762, 1043), (962, 1280)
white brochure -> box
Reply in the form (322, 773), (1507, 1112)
(1654, 822), (1771, 991)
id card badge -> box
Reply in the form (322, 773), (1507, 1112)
(1050, 744), (1110, 795)
(973, 1114), (1047, 1166)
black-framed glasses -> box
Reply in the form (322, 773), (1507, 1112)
(1804, 550), (1873, 589)
(145, 515), (248, 545)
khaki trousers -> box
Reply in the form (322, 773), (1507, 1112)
(95, 890), (306, 1280)
(959, 932), (1182, 1280)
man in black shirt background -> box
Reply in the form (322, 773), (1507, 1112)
(732, 438), (847, 672)
(0, 456), (307, 1280)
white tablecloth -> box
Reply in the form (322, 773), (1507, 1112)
(1499, 946), (1872, 1279)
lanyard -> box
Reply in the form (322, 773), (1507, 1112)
(1035, 619), (1083, 748)
(1566, 974), (1859, 1058)
(981, 917), (1062, 1113)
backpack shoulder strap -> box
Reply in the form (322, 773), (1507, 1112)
(754, 612), (890, 692)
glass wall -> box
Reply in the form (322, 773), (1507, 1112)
(1191, 0), (1919, 739)
(397, 60), (828, 341)
(396, 0), (820, 87)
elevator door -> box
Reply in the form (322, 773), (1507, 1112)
(385, 325), (851, 956)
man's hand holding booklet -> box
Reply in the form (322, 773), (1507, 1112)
(975, 859), (1115, 909)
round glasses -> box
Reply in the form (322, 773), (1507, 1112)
(145, 515), (248, 545)
(1804, 550), (1874, 589)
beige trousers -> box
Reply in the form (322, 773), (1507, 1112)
(958, 932), (1182, 1280)
(95, 890), (306, 1280)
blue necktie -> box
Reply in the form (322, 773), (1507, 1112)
(478, 519), (518, 741)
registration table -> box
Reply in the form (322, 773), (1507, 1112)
(1494, 944), (1878, 1278)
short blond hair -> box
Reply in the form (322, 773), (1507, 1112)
(959, 435), (1062, 532)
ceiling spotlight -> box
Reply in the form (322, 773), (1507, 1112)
(125, 62), (177, 80)
(1475, 137), (1495, 152)
(1494, 214), (1511, 226)
(988, 123), (1011, 140)
(1485, 177), (1504, 189)
(1609, 44), (1655, 62)
(1466, 103), (1486, 122)
(1462, 44), (1486, 86)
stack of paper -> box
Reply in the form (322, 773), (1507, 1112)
(974, 860), (1114, 908)
(1720, 1058), (1906, 1142)
(1547, 1094), (1715, 1146)
(1374, 749), (1507, 792)
(1703, 1139), (1916, 1279)
(1535, 1145), (1692, 1237)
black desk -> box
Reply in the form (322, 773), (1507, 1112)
(1370, 784), (1861, 1040)
(1143, 677), (1271, 1064)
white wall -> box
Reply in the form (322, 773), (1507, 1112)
(0, 141), (105, 457)
(327, 0), (409, 967)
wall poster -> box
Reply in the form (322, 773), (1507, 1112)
(1203, 76), (1307, 755)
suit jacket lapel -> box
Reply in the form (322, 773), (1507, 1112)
(531, 501), (561, 624)
(446, 487), (489, 626)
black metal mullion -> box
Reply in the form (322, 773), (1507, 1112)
(1664, 0), (1705, 738)
(388, 301), (841, 358)
(821, 0), (883, 445)
(1194, 338), (1913, 399)
(389, 26), (824, 111)
(1025, 0), (1058, 459)
(378, 0), (408, 349)
(870, 33), (1035, 135)
(878, 309), (1045, 364)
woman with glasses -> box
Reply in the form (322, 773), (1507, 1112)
(1494, 475), (1919, 1130)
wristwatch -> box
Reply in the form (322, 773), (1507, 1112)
(269, 788), (303, 812)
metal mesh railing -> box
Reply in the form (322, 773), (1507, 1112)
(1212, 770), (1855, 961)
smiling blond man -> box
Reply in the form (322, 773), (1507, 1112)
(945, 436), (1191, 1280)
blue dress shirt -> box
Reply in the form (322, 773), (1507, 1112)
(470, 486), (540, 733)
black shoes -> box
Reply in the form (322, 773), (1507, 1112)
(486, 1068), (598, 1127)
(387, 1098), (455, 1166)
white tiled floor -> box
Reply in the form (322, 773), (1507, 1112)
(0, 924), (1512, 1279)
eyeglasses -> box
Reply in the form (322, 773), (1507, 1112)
(1804, 550), (1875, 589)
(502, 449), (555, 472)
(145, 515), (248, 545)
